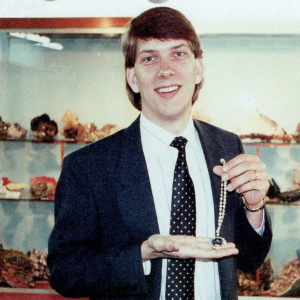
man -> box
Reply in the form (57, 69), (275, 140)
(47, 7), (272, 300)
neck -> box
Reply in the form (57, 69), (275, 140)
(142, 111), (191, 136)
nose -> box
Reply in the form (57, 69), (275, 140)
(157, 58), (175, 78)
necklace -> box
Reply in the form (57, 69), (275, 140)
(209, 158), (227, 250)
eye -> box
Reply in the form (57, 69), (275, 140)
(175, 51), (184, 57)
(143, 56), (154, 62)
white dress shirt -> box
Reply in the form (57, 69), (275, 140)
(140, 113), (221, 300)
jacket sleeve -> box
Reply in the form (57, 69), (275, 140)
(235, 205), (272, 272)
(47, 152), (148, 298)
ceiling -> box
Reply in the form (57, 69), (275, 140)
(1, 0), (300, 35)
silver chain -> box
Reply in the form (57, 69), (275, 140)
(215, 158), (227, 237)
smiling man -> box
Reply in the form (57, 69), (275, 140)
(126, 38), (202, 135)
(48, 7), (272, 300)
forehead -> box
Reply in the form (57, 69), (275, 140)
(136, 38), (192, 55)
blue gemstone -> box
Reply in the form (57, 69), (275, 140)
(212, 238), (224, 246)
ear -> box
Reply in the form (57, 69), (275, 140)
(126, 67), (140, 93)
(195, 57), (203, 85)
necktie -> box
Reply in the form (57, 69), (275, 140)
(165, 136), (196, 300)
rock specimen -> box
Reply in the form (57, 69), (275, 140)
(0, 244), (35, 288)
(30, 114), (58, 140)
(0, 116), (27, 140)
(60, 110), (121, 141)
(27, 250), (50, 281)
(266, 257), (300, 297)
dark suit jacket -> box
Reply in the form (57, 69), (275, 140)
(47, 116), (272, 300)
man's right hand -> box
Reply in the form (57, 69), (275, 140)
(141, 234), (239, 262)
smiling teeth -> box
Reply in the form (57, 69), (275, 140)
(157, 86), (179, 93)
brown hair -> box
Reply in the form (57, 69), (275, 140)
(121, 7), (204, 111)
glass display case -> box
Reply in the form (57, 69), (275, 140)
(1, 28), (300, 297)
(1, 139), (300, 296)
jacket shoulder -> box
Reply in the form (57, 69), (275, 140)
(63, 128), (125, 165)
(194, 119), (240, 140)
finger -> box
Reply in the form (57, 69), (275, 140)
(223, 242), (238, 249)
(182, 239), (237, 253)
(215, 154), (267, 181)
(227, 170), (268, 192)
(224, 161), (266, 182)
(151, 235), (208, 253)
(167, 235), (212, 245)
(196, 237), (212, 243)
(151, 235), (213, 255)
(169, 243), (239, 259)
(148, 235), (180, 253)
(254, 170), (269, 181)
(228, 169), (269, 188)
(208, 247), (239, 258)
(223, 154), (261, 172)
(236, 180), (270, 198)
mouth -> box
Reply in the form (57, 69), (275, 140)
(155, 85), (180, 94)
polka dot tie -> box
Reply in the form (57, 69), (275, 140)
(165, 136), (196, 300)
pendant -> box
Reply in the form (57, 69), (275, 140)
(209, 237), (227, 250)
(209, 158), (228, 250)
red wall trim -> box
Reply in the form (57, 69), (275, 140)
(0, 18), (132, 29)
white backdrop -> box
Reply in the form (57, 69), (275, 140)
(1, 0), (300, 34)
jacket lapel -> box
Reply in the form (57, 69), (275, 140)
(113, 116), (159, 242)
(193, 120), (229, 231)
(194, 120), (243, 299)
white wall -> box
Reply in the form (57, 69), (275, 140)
(0, 34), (138, 131)
(1, 33), (299, 135)
(196, 37), (300, 135)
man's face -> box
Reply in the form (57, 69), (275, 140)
(126, 38), (203, 126)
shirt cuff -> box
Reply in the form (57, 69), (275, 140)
(143, 260), (151, 275)
(255, 209), (265, 236)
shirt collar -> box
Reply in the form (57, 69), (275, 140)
(140, 113), (198, 150)
(181, 117), (198, 151)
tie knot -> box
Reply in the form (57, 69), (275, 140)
(170, 136), (188, 150)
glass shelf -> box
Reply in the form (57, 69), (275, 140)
(0, 138), (91, 144)
(0, 197), (54, 202)
(0, 190), (54, 202)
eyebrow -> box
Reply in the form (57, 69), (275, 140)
(137, 43), (188, 57)
(171, 43), (187, 50)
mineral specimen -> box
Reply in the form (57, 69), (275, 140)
(0, 244), (35, 288)
(237, 259), (273, 296)
(237, 270), (262, 296)
(266, 257), (300, 297)
(30, 114), (58, 140)
(266, 175), (300, 204)
(60, 110), (121, 141)
(237, 110), (291, 143)
(293, 123), (300, 143)
(27, 250), (50, 281)
(267, 179), (281, 200)
(30, 181), (55, 200)
(0, 116), (27, 140)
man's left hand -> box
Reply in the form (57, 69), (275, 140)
(213, 154), (269, 207)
